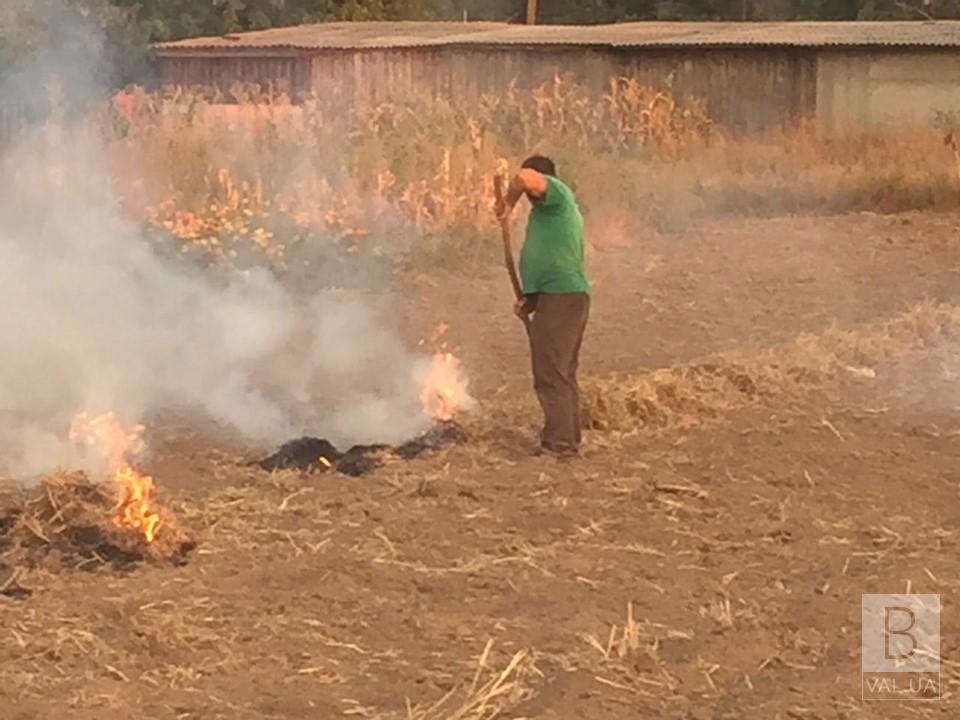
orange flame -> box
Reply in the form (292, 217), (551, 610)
(419, 351), (474, 422)
(69, 412), (163, 544)
(114, 466), (162, 543)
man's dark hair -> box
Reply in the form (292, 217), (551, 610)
(522, 155), (557, 177)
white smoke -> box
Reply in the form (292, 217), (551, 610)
(0, 0), (439, 478)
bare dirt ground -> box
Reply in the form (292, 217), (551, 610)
(4, 210), (960, 719)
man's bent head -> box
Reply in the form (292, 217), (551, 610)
(521, 155), (557, 178)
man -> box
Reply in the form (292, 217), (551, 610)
(497, 155), (591, 456)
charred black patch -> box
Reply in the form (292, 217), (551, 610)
(60, 525), (145, 570)
(395, 422), (467, 460)
(257, 437), (342, 472)
(257, 422), (466, 477)
(337, 445), (389, 477)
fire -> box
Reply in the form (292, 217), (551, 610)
(114, 466), (162, 543)
(69, 412), (163, 544)
(418, 323), (474, 422)
(419, 351), (474, 422)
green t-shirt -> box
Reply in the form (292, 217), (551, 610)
(520, 176), (591, 295)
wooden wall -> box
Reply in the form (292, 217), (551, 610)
(817, 49), (960, 133)
(159, 52), (313, 99)
(158, 45), (819, 132)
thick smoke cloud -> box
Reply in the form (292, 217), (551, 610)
(0, 0), (438, 478)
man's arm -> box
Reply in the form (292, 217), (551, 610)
(498, 168), (548, 220)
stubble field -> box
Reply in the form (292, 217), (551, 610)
(4, 209), (960, 719)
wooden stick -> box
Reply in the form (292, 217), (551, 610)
(494, 174), (530, 333)
(494, 175), (524, 301)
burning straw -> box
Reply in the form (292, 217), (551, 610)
(0, 411), (193, 578)
(257, 324), (474, 477)
(6, 470), (192, 570)
(69, 411), (166, 545)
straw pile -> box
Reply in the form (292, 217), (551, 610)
(581, 360), (763, 433)
(534, 301), (960, 436)
(3, 471), (193, 573)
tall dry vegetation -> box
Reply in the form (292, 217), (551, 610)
(99, 76), (958, 277)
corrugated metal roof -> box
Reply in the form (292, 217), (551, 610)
(153, 20), (960, 53)
(153, 21), (504, 52)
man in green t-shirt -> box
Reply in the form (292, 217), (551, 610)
(498, 155), (591, 455)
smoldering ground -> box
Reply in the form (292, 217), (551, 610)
(0, 0), (454, 479)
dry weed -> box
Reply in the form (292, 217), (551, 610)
(401, 640), (539, 720)
(98, 79), (960, 276)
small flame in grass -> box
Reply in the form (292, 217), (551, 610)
(319, 457), (333, 469)
(114, 466), (162, 543)
(69, 412), (163, 544)
(419, 352), (474, 422)
(417, 323), (474, 422)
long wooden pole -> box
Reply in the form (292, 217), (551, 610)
(494, 175), (530, 333)
(526, 0), (539, 25)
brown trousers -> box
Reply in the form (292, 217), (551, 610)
(528, 292), (590, 452)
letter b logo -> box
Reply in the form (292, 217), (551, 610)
(863, 595), (939, 673)
(884, 606), (918, 661)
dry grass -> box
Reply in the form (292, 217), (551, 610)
(1, 471), (192, 572)
(0, 447), (546, 718)
(579, 602), (686, 700)
(95, 81), (960, 276)
(581, 361), (763, 434)
(4, 294), (959, 717)
(401, 641), (538, 720)
(471, 300), (960, 442)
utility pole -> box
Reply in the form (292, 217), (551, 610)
(527, 0), (539, 24)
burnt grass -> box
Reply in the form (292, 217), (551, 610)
(257, 421), (467, 477)
(0, 473), (196, 593)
